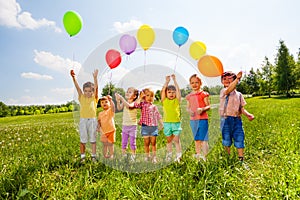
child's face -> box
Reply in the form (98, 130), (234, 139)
(125, 88), (136, 101)
(222, 76), (233, 87)
(144, 91), (154, 103)
(100, 99), (111, 110)
(190, 77), (201, 91)
(166, 89), (176, 100)
(83, 87), (93, 98)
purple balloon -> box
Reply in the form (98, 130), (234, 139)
(119, 34), (137, 55)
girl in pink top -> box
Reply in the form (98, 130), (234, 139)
(133, 88), (163, 163)
(186, 74), (210, 161)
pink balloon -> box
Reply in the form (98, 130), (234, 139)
(119, 34), (137, 55)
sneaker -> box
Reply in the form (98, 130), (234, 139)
(174, 153), (182, 163)
(152, 156), (158, 164)
(165, 152), (172, 162)
(241, 161), (250, 170)
(80, 157), (85, 163)
(199, 155), (207, 162)
(92, 156), (97, 163)
(130, 155), (136, 162)
(144, 156), (150, 162)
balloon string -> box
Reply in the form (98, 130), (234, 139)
(144, 51), (146, 73)
(108, 70), (112, 95)
(72, 52), (75, 70)
(174, 46), (180, 73)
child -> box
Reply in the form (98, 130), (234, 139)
(222, 71), (254, 121)
(219, 71), (253, 165)
(186, 74), (210, 161)
(133, 88), (163, 163)
(97, 95), (116, 159)
(70, 69), (98, 163)
(115, 87), (139, 162)
(161, 74), (182, 163)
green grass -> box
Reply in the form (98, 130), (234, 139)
(0, 97), (299, 199)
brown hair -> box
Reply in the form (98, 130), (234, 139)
(189, 74), (202, 85)
(83, 81), (94, 91)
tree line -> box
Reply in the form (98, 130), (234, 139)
(1, 40), (298, 117)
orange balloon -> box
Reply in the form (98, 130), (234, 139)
(197, 55), (223, 77)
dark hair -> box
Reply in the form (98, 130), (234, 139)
(221, 71), (237, 81)
(83, 81), (94, 91)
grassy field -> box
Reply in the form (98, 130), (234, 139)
(0, 96), (299, 199)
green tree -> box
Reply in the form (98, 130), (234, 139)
(274, 40), (296, 96)
(292, 49), (300, 89)
(0, 102), (10, 117)
(101, 82), (115, 96)
(243, 68), (260, 95)
(260, 57), (274, 97)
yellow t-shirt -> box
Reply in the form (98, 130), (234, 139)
(79, 95), (97, 118)
(122, 106), (137, 126)
(162, 98), (181, 122)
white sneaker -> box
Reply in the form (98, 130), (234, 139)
(144, 156), (150, 162)
(152, 156), (158, 164)
(130, 155), (136, 162)
(165, 152), (172, 162)
(174, 153), (182, 163)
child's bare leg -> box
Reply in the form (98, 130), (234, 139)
(108, 143), (114, 158)
(195, 140), (201, 155)
(237, 148), (244, 160)
(150, 136), (157, 157)
(202, 141), (209, 158)
(80, 143), (86, 154)
(143, 137), (151, 157)
(173, 135), (181, 154)
(91, 142), (96, 155)
(224, 146), (231, 155)
(166, 135), (174, 153)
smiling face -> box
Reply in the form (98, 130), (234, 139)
(125, 87), (138, 102)
(83, 87), (93, 98)
(189, 76), (202, 92)
(143, 89), (154, 103)
(166, 89), (176, 100)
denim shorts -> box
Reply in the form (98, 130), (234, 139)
(189, 119), (208, 141)
(163, 122), (182, 137)
(221, 116), (245, 148)
(141, 124), (159, 137)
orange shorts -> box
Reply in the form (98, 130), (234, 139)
(100, 130), (115, 143)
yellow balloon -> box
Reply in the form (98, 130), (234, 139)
(189, 41), (207, 60)
(137, 24), (155, 51)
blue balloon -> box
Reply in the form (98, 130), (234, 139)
(172, 26), (189, 47)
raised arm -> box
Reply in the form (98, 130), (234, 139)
(161, 75), (170, 102)
(93, 69), (99, 99)
(172, 74), (181, 101)
(70, 70), (83, 96)
(107, 95), (115, 113)
(224, 71), (242, 95)
(115, 93), (134, 109)
(115, 93), (124, 110)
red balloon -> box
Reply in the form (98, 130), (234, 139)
(105, 49), (121, 69)
(197, 55), (223, 77)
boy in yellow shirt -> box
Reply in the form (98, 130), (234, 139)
(70, 69), (98, 163)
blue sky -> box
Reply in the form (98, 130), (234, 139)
(0, 0), (299, 105)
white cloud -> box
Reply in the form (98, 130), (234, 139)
(113, 19), (142, 33)
(21, 72), (53, 80)
(33, 50), (81, 74)
(0, 0), (61, 32)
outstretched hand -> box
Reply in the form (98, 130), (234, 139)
(70, 70), (75, 77)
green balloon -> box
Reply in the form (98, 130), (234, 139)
(63, 11), (82, 37)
